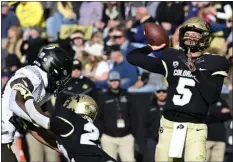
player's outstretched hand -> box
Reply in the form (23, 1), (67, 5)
(148, 43), (166, 51)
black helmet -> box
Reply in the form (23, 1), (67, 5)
(34, 46), (73, 95)
(179, 17), (211, 53)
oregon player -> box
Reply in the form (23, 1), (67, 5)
(13, 95), (116, 162)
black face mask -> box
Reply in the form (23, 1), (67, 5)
(46, 74), (71, 96)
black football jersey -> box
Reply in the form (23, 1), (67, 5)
(50, 106), (116, 162)
(160, 48), (229, 122)
(127, 47), (229, 123)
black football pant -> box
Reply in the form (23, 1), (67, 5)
(1, 143), (18, 162)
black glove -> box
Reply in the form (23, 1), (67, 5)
(9, 116), (26, 133)
(9, 116), (37, 133)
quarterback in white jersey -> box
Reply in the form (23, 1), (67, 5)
(1, 46), (73, 161)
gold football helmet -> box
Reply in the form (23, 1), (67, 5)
(179, 17), (211, 52)
(63, 95), (98, 121)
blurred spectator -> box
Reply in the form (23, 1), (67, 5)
(70, 2), (82, 18)
(122, 2), (143, 22)
(128, 70), (158, 93)
(1, 49), (8, 69)
(5, 53), (21, 75)
(214, 2), (232, 24)
(199, 2), (217, 23)
(184, 2), (201, 21)
(225, 46), (233, 91)
(46, 2), (78, 41)
(97, 71), (136, 162)
(55, 59), (97, 108)
(144, 83), (167, 162)
(25, 133), (59, 162)
(1, 68), (11, 90)
(41, 2), (57, 20)
(5, 25), (23, 59)
(206, 98), (232, 162)
(127, 6), (154, 44)
(85, 31), (104, 47)
(108, 27), (136, 56)
(84, 44), (110, 82)
(1, 2), (20, 40)
(58, 30), (86, 59)
(224, 31), (233, 53)
(21, 27), (47, 65)
(146, 2), (160, 19)
(79, 2), (103, 26)
(156, 2), (185, 35)
(110, 46), (138, 89)
(102, 2), (122, 28)
(16, 2), (44, 28)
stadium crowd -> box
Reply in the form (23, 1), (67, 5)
(1, 1), (232, 162)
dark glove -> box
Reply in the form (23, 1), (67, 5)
(9, 116), (26, 133)
(9, 116), (37, 132)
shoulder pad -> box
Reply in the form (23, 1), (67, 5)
(205, 54), (230, 77)
(10, 77), (34, 92)
(161, 48), (182, 60)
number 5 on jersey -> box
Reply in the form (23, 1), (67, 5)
(173, 77), (195, 106)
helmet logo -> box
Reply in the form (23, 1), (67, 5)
(173, 61), (179, 68)
(38, 52), (46, 58)
(54, 69), (58, 74)
(43, 57), (47, 62)
(85, 105), (96, 112)
(63, 70), (67, 76)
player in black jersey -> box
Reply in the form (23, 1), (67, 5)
(127, 17), (230, 162)
(17, 94), (116, 162)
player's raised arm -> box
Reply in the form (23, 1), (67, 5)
(126, 44), (167, 76)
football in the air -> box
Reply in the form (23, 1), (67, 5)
(144, 22), (169, 49)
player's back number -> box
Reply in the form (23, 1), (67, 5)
(80, 122), (100, 145)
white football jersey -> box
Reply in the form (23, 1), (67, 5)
(1, 65), (51, 143)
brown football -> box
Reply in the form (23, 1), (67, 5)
(144, 22), (169, 49)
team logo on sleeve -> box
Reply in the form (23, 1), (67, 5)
(173, 61), (179, 68)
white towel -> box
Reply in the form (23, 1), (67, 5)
(169, 123), (187, 158)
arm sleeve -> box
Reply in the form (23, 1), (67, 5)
(24, 99), (50, 129)
(126, 46), (167, 76)
(192, 57), (230, 104)
(9, 90), (32, 122)
(9, 77), (35, 122)
(50, 116), (74, 137)
(193, 71), (225, 104)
